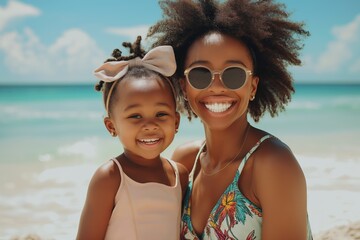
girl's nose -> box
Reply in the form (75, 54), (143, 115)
(143, 121), (159, 131)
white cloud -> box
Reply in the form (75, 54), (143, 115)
(0, 28), (105, 83)
(106, 25), (150, 42)
(0, 0), (40, 31)
(312, 15), (360, 73)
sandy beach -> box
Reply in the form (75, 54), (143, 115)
(9, 223), (360, 240)
(13, 223), (360, 240)
(314, 221), (360, 240)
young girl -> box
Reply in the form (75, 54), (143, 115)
(76, 37), (188, 240)
(148, 0), (312, 239)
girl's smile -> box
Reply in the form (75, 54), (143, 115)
(137, 137), (162, 149)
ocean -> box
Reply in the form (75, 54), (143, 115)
(0, 84), (359, 239)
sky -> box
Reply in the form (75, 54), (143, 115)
(0, 0), (359, 85)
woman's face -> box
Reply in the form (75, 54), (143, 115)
(182, 32), (258, 130)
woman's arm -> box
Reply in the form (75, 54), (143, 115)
(76, 161), (120, 240)
(254, 139), (308, 240)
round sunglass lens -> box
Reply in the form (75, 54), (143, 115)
(188, 67), (212, 89)
(222, 67), (246, 89)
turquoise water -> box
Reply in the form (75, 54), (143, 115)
(0, 84), (360, 164)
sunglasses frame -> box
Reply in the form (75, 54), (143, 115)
(184, 65), (253, 90)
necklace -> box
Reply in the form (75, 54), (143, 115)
(201, 124), (250, 177)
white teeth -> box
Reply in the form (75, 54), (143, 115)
(205, 102), (232, 113)
(139, 138), (159, 144)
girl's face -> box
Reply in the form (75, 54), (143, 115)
(182, 32), (258, 130)
(105, 76), (180, 160)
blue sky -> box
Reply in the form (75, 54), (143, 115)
(0, 0), (359, 84)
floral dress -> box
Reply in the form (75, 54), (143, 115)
(180, 135), (313, 240)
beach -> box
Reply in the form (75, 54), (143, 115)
(314, 221), (360, 240)
(1, 84), (359, 239)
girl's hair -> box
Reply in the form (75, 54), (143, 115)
(148, 0), (310, 122)
(95, 36), (175, 116)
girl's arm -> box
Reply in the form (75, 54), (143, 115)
(76, 161), (120, 240)
(254, 139), (308, 240)
(176, 162), (189, 197)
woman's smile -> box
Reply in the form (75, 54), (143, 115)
(204, 102), (234, 113)
(200, 95), (237, 114)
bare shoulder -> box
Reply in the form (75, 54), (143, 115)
(252, 135), (307, 203)
(253, 136), (304, 176)
(171, 139), (204, 172)
(89, 161), (121, 198)
(89, 160), (121, 191)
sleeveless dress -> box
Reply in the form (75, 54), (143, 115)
(105, 158), (182, 240)
(181, 135), (313, 240)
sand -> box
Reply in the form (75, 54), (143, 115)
(314, 221), (360, 240)
(9, 222), (360, 240)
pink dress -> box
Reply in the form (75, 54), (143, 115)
(105, 158), (182, 240)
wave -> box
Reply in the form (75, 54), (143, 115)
(298, 155), (360, 191)
(57, 137), (100, 159)
(288, 101), (322, 110)
(0, 105), (103, 121)
(288, 96), (360, 110)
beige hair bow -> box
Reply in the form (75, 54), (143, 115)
(93, 45), (177, 82)
(93, 45), (177, 115)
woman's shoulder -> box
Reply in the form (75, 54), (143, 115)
(252, 133), (307, 196)
(253, 134), (300, 169)
(171, 139), (204, 173)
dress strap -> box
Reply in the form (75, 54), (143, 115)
(237, 135), (272, 174)
(189, 141), (206, 182)
(110, 158), (126, 195)
(166, 158), (180, 187)
(167, 159), (179, 174)
(111, 158), (123, 176)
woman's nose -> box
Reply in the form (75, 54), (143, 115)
(208, 72), (225, 92)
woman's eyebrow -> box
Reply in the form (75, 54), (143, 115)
(187, 59), (248, 68)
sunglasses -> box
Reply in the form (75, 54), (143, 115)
(184, 65), (253, 90)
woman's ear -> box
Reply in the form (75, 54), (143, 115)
(250, 76), (259, 101)
(104, 117), (117, 137)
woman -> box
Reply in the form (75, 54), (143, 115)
(148, 0), (312, 239)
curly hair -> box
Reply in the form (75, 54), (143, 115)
(147, 0), (309, 121)
(95, 36), (174, 116)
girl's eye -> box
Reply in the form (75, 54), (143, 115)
(129, 114), (142, 119)
(156, 112), (169, 117)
